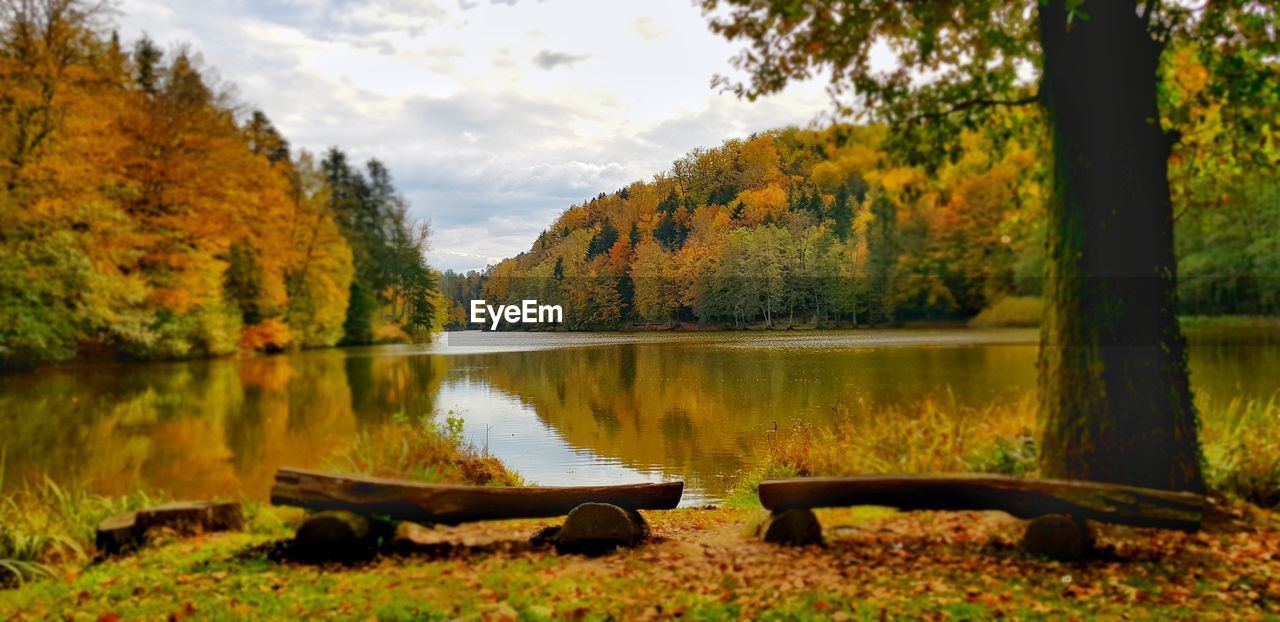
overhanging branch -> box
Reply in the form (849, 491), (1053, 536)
(904, 92), (1041, 125)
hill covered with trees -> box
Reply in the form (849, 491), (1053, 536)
(0, 1), (441, 367)
(443, 46), (1276, 331)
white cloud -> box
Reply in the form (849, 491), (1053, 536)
(633, 16), (663, 42)
(114, 0), (831, 273)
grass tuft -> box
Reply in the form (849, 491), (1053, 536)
(1201, 394), (1280, 505)
(968, 296), (1044, 327)
(326, 409), (523, 487)
(0, 476), (153, 586)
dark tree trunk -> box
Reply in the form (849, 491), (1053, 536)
(1036, 0), (1204, 492)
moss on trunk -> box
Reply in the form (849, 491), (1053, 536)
(1036, 0), (1204, 492)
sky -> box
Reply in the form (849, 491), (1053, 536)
(114, 0), (832, 272)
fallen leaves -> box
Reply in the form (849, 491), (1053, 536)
(3, 505), (1280, 620)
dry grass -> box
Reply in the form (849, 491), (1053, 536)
(968, 296), (1044, 327)
(0, 474), (157, 586)
(734, 389), (1280, 507)
(1201, 394), (1280, 505)
(326, 410), (523, 487)
(1, 409), (521, 588)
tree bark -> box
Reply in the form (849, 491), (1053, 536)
(1036, 0), (1204, 492)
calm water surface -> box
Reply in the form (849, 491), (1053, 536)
(2, 328), (1278, 505)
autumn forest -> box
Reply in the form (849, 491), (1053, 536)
(4, 0), (1280, 618)
(443, 47), (1278, 331)
(4, 2), (1276, 365)
(0, 3), (441, 367)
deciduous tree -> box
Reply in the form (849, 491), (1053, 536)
(701, 0), (1278, 491)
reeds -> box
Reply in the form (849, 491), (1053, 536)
(1201, 394), (1280, 505)
(0, 469), (156, 586)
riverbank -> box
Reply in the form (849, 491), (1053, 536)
(5, 398), (1280, 618)
(11, 315), (1276, 374)
(0, 411), (519, 586)
(3, 326), (1278, 617)
(2, 409), (1280, 619)
(655, 313), (1280, 331)
(5, 326), (1278, 508)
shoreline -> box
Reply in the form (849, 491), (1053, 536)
(7, 316), (1278, 373)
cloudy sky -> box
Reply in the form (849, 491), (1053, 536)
(114, 0), (831, 272)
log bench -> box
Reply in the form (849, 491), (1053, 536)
(270, 468), (684, 559)
(756, 474), (1204, 560)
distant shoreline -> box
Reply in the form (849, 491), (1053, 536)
(8, 316), (1276, 373)
(445, 314), (1280, 333)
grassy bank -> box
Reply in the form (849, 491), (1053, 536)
(1179, 315), (1280, 329)
(969, 297), (1045, 328)
(5, 399), (1280, 619)
(968, 298), (1280, 330)
(0, 409), (517, 588)
(729, 390), (1280, 508)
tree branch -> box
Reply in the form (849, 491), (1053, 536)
(1172, 203), (1192, 223)
(904, 92), (1041, 125)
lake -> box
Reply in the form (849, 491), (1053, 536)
(2, 327), (1278, 505)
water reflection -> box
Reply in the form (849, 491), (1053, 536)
(1, 328), (1277, 505)
(454, 337), (1041, 502)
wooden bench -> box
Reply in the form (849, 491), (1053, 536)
(270, 468), (685, 559)
(271, 467), (684, 523)
(756, 474), (1204, 559)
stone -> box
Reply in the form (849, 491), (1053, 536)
(388, 520), (433, 550)
(1021, 514), (1094, 562)
(757, 508), (823, 546)
(389, 521), (525, 556)
(95, 501), (243, 556)
(555, 502), (648, 555)
(292, 510), (376, 563)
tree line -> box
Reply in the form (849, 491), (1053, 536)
(442, 45), (1277, 331)
(0, 0), (441, 367)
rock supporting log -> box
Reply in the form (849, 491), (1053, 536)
(756, 508), (823, 546)
(292, 510), (377, 563)
(1021, 514), (1095, 561)
(96, 502), (243, 555)
(271, 468), (683, 525)
(759, 475), (1202, 531)
(555, 503), (648, 555)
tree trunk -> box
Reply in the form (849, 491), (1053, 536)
(1036, 0), (1203, 492)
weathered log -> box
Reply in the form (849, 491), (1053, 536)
(758, 475), (1203, 531)
(270, 468), (683, 524)
(96, 501), (243, 555)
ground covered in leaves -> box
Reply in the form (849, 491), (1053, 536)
(3, 501), (1279, 620)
